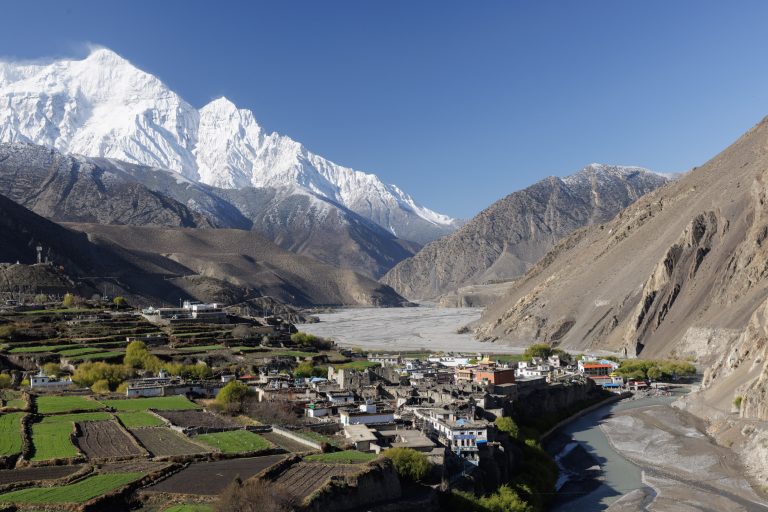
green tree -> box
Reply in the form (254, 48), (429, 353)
(113, 296), (127, 307)
(294, 361), (315, 378)
(124, 340), (163, 372)
(0, 374), (12, 388)
(647, 366), (662, 381)
(91, 379), (111, 394)
(116, 381), (129, 395)
(33, 294), (48, 304)
(62, 293), (75, 308)
(72, 362), (133, 388)
(384, 447), (431, 482)
(42, 362), (62, 377)
(479, 485), (533, 512)
(216, 380), (251, 413)
(523, 343), (553, 360)
(494, 416), (520, 439)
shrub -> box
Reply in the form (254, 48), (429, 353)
(734, 395), (743, 409)
(384, 447), (431, 482)
(91, 379), (111, 394)
(480, 485), (532, 512)
(494, 416), (520, 438)
(0, 374), (11, 388)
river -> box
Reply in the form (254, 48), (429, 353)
(547, 391), (768, 511)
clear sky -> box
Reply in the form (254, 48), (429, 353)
(2, 1), (768, 218)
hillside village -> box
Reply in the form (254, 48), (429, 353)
(0, 294), (696, 511)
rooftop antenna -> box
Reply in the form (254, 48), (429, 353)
(36, 245), (43, 264)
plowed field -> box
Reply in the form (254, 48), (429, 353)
(76, 421), (145, 458)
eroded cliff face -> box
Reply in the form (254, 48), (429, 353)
(475, 116), (768, 359)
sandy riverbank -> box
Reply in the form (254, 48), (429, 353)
(602, 404), (768, 511)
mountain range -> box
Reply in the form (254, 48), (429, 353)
(473, 116), (768, 430)
(382, 164), (668, 301)
(0, 48), (457, 246)
(0, 190), (406, 308)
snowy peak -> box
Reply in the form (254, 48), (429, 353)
(0, 48), (457, 243)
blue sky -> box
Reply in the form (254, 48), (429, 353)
(2, 1), (768, 218)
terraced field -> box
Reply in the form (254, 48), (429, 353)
(0, 413), (24, 456)
(116, 411), (165, 428)
(195, 431), (271, 453)
(0, 465), (83, 486)
(304, 450), (377, 464)
(273, 462), (359, 500)
(76, 420), (146, 458)
(31, 412), (112, 461)
(129, 428), (209, 457)
(101, 396), (199, 411)
(0, 472), (143, 504)
(157, 410), (238, 428)
(147, 455), (285, 495)
(36, 395), (104, 414)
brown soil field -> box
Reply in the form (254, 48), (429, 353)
(146, 455), (285, 495)
(156, 410), (239, 429)
(76, 420), (145, 458)
(100, 460), (172, 474)
(130, 428), (209, 457)
(273, 462), (359, 500)
(0, 465), (83, 485)
(261, 431), (314, 453)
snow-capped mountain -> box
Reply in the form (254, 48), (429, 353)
(0, 48), (457, 243)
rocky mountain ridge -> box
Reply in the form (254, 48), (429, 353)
(381, 164), (668, 299)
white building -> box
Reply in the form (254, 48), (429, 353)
(29, 370), (72, 390)
(340, 403), (395, 426)
(415, 408), (489, 464)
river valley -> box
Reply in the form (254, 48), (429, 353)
(548, 393), (768, 511)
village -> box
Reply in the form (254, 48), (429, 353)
(0, 298), (695, 511)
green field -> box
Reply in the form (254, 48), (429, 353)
(56, 347), (105, 357)
(100, 396), (199, 411)
(36, 395), (103, 414)
(4, 399), (26, 410)
(68, 351), (124, 362)
(195, 430), (271, 453)
(176, 345), (226, 353)
(332, 361), (381, 370)
(8, 345), (67, 354)
(19, 308), (94, 316)
(30, 412), (112, 461)
(0, 472), (142, 503)
(164, 505), (214, 512)
(305, 450), (377, 464)
(269, 350), (317, 358)
(116, 411), (165, 428)
(0, 413), (25, 456)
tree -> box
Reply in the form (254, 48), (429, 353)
(33, 294), (48, 304)
(124, 341), (162, 372)
(0, 374), (12, 388)
(72, 362), (133, 388)
(647, 366), (662, 381)
(384, 447), (431, 482)
(494, 416), (520, 439)
(113, 296), (127, 307)
(116, 382), (129, 395)
(294, 361), (315, 378)
(42, 362), (62, 378)
(216, 380), (251, 413)
(479, 485), (533, 512)
(91, 379), (111, 394)
(62, 293), (75, 308)
(523, 343), (553, 360)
